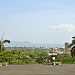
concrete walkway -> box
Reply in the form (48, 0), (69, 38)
(0, 64), (75, 75)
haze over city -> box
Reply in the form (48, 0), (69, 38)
(0, 0), (75, 46)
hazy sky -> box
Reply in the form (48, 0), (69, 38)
(0, 0), (75, 44)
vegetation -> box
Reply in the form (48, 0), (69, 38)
(69, 36), (75, 63)
(56, 53), (75, 64)
(69, 36), (75, 57)
(0, 35), (74, 64)
(0, 35), (10, 52)
(0, 34), (75, 64)
(0, 48), (74, 64)
(0, 50), (36, 64)
(0, 50), (48, 64)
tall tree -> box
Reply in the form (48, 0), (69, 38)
(69, 36), (75, 63)
(0, 34), (10, 52)
(69, 36), (75, 48)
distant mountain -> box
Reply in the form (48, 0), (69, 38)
(4, 41), (64, 48)
(4, 41), (32, 47)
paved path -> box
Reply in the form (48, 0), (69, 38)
(0, 64), (75, 75)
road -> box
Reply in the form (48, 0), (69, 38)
(0, 64), (75, 75)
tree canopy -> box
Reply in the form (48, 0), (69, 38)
(69, 36), (75, 57)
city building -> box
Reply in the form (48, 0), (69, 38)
(64, 42), (71, 54)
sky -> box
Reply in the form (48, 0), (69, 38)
(0, 0), (75, 44)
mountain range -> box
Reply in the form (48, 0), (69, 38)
(4, 41), (64, 48)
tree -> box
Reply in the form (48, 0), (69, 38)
(0, 35), (10, 52)
(69, 36), (75, 63)
(69, 36), (75, 48)
(71, 46), (75, 57)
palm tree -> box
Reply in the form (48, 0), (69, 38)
(69, 36), (75, 63)
(69, 36), (75, 48)
(71, 46), (75, 57)
(0, 35), (10, 52)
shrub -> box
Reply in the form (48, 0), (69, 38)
(61, 57), (74, 64)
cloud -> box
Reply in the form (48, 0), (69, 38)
(49, 24), (75, 32)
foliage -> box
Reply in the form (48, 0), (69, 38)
(70, 46), (75, 57)
(59, 48), (64, 51)
(69, 36), (75, 57)
(35, 51), (47, 63)
(0, 50), (36, 64)
(61, 57), (75, 64)
(0, 48), (74, 64)
(0, 40), (10, 52)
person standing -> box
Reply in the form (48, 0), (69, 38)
(52, 57), (55, 62)
(47, 56), (51, 63)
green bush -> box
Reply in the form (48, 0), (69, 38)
(0, 50), (75, 64)
(0, 50), (36, 64)
(36, 57), (43, 63)
(61, 57), (74, 64)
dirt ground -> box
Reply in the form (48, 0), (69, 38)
(0, 64), (75, 75)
